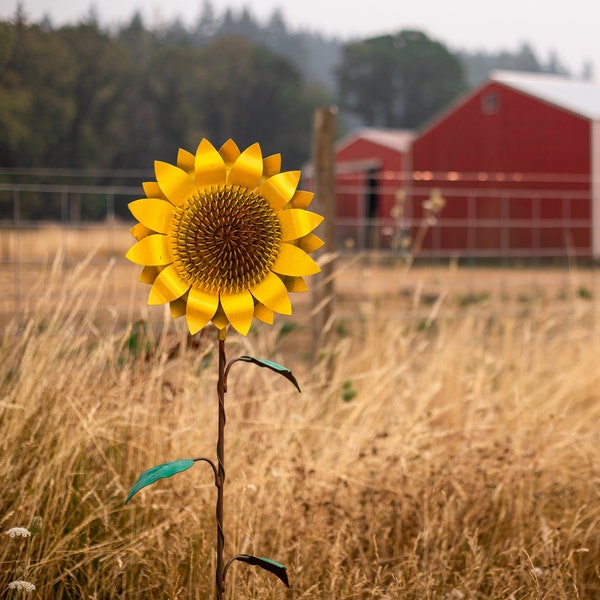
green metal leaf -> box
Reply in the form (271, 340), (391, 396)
(125, 458), (194, 504)
(234, 554), (290, 587)
(237, 356), (301, 392)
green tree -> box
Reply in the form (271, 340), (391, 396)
(336, 30), (466, 129)
(54, 24), (132, 168)
(0, 16), (75, 167)
(0, 17), (134, 170)
(195, 35), (322, 167)
(148, 41), (207, 159)
(112, 13), (165, 168)
(194, 0), (219, 40)
(0, 10), (332, 180)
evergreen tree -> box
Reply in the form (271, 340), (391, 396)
(336, 30), (466, 129)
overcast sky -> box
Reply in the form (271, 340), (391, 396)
(3, 0), (599, 80)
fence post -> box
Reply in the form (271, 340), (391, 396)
(311, 107), (337, 357)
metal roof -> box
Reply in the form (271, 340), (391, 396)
(491, 70), (600, 121)
(337, 128), (414, 154)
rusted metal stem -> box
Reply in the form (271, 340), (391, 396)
(216, 335), (227, 599)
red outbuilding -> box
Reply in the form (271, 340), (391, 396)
(332, 128), (413, 249)
(330, 71), (600, 260)
(409, 70), (600, 260)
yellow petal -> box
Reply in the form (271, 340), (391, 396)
(220, 290), (255, 336)
(195, 138), (227, 188)
(285, 277), (309, 293)
(130, 222), (151, 241)
(128, 198), (174, 234)
(218, 139), (240, 166)
(212, 306), (229, 330)
(139, 265), (159, 284)
(186, 287), (219, 335)
(258, 171), (301, 210)
(227, 142), (263, 188)
(148, 264), (190, 305)
(298, 233), (325, 254)
(142, 181), (166, 200)
(291, 190), (314, 209)
(254, 303), (274, 324)
(272, 243), (321, 277)
(263, 154), (281, 178)
(177, 148), (195, 172)
(126, 234), (172, 266)
(155, 161), (197, 206)
(170, 298), (187, 318)
(278, 208), (324, 242)
(250, 271), (292, 315)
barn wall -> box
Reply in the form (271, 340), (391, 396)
(408, 82), (593, 258)
(413, 82), (590, 174)
(592, 120), (600, 259)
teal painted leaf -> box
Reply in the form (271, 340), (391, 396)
(234, 554), (290, 587)
(125, 458), (194, 504)
(237, 356), (301, 392)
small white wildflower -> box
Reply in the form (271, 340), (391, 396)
(8, 580), (36, 592)
(533, 566), (545, 577)
(5, 527), (31, 538)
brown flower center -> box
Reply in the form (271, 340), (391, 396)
(171, 185), (281, 294)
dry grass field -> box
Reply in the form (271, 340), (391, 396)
(1, 225), (600, 598)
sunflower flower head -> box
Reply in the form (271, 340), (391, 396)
(126, 139), (323, 337)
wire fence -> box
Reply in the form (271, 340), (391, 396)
(333, 168), (597, 261)
(1, 175), (598, 324)
(0, 181), (142, 321)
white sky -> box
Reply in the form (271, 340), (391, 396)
(3, 0), (599, 80)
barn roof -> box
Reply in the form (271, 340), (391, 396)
(337, 128), (414, 154)
(491, 70), (600, 120)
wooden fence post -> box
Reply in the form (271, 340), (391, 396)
(311, 106), (337, 357)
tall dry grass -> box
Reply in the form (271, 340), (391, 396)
(1, 256), (600, 598)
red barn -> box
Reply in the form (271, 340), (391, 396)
(409, 70), (600, 260)
(333, 128), (414, 249)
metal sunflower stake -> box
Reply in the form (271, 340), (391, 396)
(124, 138), (323, 598)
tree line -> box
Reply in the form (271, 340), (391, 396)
(0, 7), (330, 175)
(0, 3), (583, 219)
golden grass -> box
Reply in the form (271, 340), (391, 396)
(0, 222), (132, 262)
(1, 253), (600, 598)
